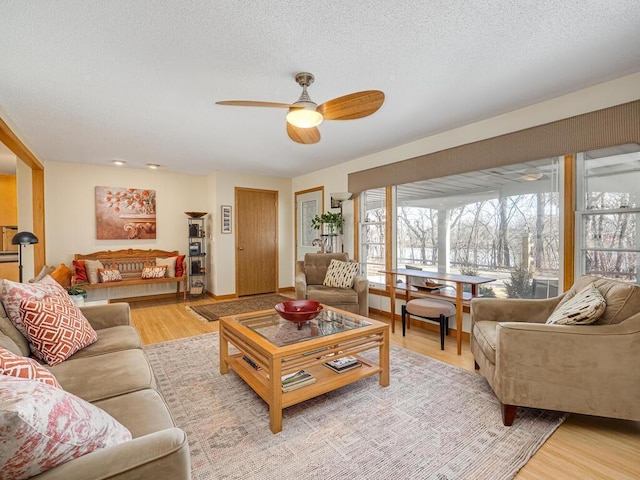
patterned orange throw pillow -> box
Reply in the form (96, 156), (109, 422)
(98, 268), (122, 283)
(141, 265), (167, 279)
(19, 296), (97, 366)
(0, 347), (61, 389)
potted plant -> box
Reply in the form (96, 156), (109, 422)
(67, 284), (88, 306)
(311, 211), (343, 235)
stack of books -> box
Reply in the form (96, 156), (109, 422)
(324, 355), (362, 373)
(281, 370), (316, 392)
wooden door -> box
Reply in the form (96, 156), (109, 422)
(235, 188), (278, 296)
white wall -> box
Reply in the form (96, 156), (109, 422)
(44, 161), (208, 300)
(211, 171), (292, 296)
(16, 159), (34, 279)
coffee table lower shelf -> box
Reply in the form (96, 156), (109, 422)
(227, 353), (382, 408)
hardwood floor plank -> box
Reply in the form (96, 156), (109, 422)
(129, 297), (640, 479)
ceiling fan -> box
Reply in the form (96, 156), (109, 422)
(216, 72), (385, 144)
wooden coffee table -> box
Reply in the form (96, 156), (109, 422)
(219, 306), (390, 433)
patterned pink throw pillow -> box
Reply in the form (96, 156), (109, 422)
(0, 347), (61, 389)
(0, 276), (68, 338)
(0, 376), (132, 480)
(19, 296), (97, 366)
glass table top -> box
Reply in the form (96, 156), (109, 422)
(235, 309), (371, 347)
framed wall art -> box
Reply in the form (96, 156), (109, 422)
(221, 205), (232, 234)
(95, 186), (157, 240)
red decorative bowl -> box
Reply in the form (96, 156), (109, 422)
(275, 300), (323, 323)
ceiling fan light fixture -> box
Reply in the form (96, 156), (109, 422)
(286, 106), (323, 128)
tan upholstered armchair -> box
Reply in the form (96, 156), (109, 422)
(295, 253), (369, 316)
(471, 275), (640, 426)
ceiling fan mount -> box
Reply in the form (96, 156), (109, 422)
(216, 72), (385, 145)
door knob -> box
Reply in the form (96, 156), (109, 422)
(239, 247), (244, 251)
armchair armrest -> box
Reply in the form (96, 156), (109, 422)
(353, 275), (369, 316)
(471, 296), (562, 325)
(35, 427), (190, 480)
(295, 260), (307, 299)
(80, 303), (131, 330)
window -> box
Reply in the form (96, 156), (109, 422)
(577, 144), (640, 283)
(359, 187), (386, 287)
(395, 158), (561, 298)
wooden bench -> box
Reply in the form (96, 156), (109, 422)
(74, 249), (187, 301)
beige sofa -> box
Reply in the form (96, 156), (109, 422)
(471, 275), (640, 426)
(295, 253), (369, 316)
(0, 301), (191, 479)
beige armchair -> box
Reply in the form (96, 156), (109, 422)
(471, 275), (640, 426)
(295, 253), (369, 316)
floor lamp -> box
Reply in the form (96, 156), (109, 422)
(11, 231), (39, 283)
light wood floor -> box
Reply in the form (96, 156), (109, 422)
(129, 296), (640, 480)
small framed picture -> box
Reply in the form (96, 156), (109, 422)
(221, 205), (232, 234)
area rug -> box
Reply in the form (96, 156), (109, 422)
(186, 294), (291, 322)
(144, 333), (566, 480)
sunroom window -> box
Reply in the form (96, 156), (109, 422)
(395, 158), (561, 298)
(359, 187), (386, 288)
(577, 143), (640, 284)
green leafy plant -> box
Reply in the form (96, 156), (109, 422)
(504, 264), (533, 298)
(311, 211), (343, 231)
(459, 262), (496, 298)
(67, 284), (88, 299)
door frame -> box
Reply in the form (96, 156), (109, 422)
(234, 187), (279, 296)
(294, 186), (324, 262)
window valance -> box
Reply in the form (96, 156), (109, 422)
(348, 100), (640, 197)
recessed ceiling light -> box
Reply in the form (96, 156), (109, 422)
(112, 160), (126, 166)
(147, 163), (160, 169)
(520, 170), (544, 181)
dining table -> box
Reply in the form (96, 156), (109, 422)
(380, 268), (497, 355)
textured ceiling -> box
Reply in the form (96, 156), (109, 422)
(1, 1), (640, 177)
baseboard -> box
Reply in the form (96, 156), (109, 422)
(278, 286), (295, 294)
(110, 293), (182, 303)
(211, 293), (237, 301)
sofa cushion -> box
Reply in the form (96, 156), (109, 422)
(0, 315), (30, 357)
(175, 254), (186, 278)
(546, 283), (606, 326)
(0, 346), (61, 388)
(20, 296), (98, 365)
(473, 321), (497, 365)
(84, 259), (104, 284)
(29, 264), (56, 283)
(323, 259), (360, 289)
(67, 325), (142, 360)
(558, 275), (640, 325)
(156, 256), (177, 278)
(73, 259), (89, 283)
(49, 348), (155, 402)
(306, 285), (358, 305)
(94, 389), (175, 438)
(50, 263), (74, 288)
(141, 265), (167, 279)
(0, 276), (67, 339)
(303, 253), (349, 285)
(98, 268), (123, 283)
(0, 376), (131, 480)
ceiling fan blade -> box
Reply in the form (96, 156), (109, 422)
(287, 123), (320, 144)
(317, 90), (385, 120)
(216, 100), (293, 108)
